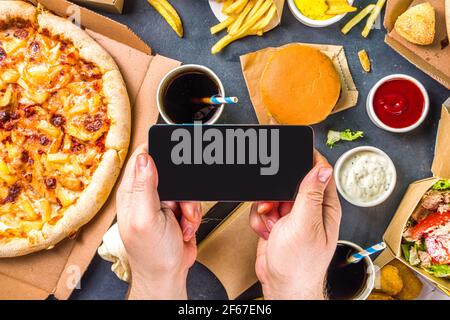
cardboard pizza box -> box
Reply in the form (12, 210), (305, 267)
(384, 0), (450, 89)
(71, 0), (124, 14)
(0, 0), (181, 300)
(381, 98), (450, 295)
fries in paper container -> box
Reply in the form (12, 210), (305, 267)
(210, 0), (285, 54)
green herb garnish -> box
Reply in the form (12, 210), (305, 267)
(326, 129), (364, 148)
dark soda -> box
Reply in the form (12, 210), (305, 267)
(163, 71), (220, 124)
(326, 243), (368, 300)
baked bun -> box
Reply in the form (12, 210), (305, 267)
(260, 44), (341, 125)
(394, 2), (435, 45)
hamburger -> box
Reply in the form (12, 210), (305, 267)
(259, 44), (341, 125)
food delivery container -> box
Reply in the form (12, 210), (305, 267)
(379, 98), (450, 296)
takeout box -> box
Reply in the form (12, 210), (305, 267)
(374, 249), (450, 298)
(197, 202), (259, 300)
(71, 0), (124, 14)
(384, 0), (450, 89)
(0, 0), (181, 300)
(380, 98), (450, 295)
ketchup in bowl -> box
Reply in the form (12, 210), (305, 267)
(372, 79), (425, 129)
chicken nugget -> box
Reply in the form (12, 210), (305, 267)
(380, 265), (404, 295)
(367, 292), (395, 300)
(389, 260), (423, 300)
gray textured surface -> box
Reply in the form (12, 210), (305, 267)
(70, 0), (449, 300)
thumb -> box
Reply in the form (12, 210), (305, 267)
(291, 164), (333, 227)
(131, 153), (162, 220)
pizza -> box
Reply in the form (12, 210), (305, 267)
(0, 1), (131, 257)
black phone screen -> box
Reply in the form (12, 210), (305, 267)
(148, 125), (314, 201)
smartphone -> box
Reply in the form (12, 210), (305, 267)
(148, 125), (314, 201)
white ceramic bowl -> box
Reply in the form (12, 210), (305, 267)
(337, 240), (376, 300)
(287, 0), (354, 27)
(366, 74), (429, 133)
(334, 146), (397, 208)
(157, 64), (225, 124)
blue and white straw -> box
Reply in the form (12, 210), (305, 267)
(194, 96), (239, 105)
(209, 96), (238, 104)
(347, 242), (387, 264)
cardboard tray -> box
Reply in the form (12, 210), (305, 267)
(0, 0), (181, 300)
(384, 0), (450, 89)
(381, 98), (450, 295)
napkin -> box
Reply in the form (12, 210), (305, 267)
(98, 202), (218, 282)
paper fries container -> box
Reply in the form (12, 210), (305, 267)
(240, 43), (359, 125)
(380, 98), (450, 295)
(384, 0), (450, 89)
(0, 0), (181, 300)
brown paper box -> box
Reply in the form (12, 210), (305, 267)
(382, 98), (450, 295)
(240, 43), (359, 125)
(197, 203), (259, 300)
(384, 0), (450, 89)
(71, 0), (124, 14)
(374, 244), (450, 297)
(0, 0), (181, 300)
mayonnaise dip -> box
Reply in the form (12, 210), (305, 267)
(338, 150), (395, 204)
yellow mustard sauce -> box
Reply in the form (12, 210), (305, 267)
(293, 0), (336, 20)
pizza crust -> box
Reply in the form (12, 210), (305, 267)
(104, 70), (131, 164)
(0, 1), (131, 257)
(0, 1), (36, 23)
(37, 12), (117, 73)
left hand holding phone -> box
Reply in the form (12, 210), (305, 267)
(116, 144), (202, 300)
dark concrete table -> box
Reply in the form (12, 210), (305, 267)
(70, 0), (450, 300)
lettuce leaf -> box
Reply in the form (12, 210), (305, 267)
(427, 264), (450, 278)
(326, 129), (364, 148)
(432, 180), (450, 191)
(401, 243), (412, 262)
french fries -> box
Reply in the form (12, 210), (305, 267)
(147, 0), (183, 38)
(341, 4), (375, 35)
(362, 0), (386, 38)
(210, 0), (278, 54)
(340, 0), (386, 38)
(358, 50), (371, 72)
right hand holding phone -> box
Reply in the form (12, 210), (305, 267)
(249, 151), (342, 300)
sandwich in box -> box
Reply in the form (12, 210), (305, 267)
(380, 98), (450, 296)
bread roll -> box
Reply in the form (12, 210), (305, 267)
(260, 44), (341, 125)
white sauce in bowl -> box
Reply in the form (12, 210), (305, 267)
(339, 151), (394, 204)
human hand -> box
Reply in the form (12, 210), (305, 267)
(249, 150), (342, 300)
(116, 145), (202, 300)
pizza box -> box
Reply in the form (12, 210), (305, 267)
(380, 98), (450, 296)
(0, 0), (181, 300)
(384, 0), (450, 89)
(71, 0), (124, 14)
